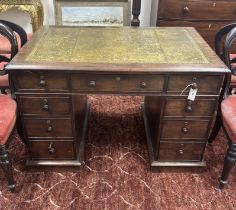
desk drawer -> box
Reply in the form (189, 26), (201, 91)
(158, 142), (205, 161)
(29, 141), (75, 160)
(158, 0), (236, 20)
(71, 74), (119, 92)
(120, 75), (164, 92)
(19, 96), (71, 116)
(24, 118), (73, 138)
(161, 119), (210, 139)
(14, 71), (68, 91)
(167, 74), (223, 94)
(71, 74), (164, 92)
(163, 97), (217, 117)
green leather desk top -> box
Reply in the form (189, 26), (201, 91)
(26, 27), (209, 64)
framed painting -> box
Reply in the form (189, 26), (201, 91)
(54, 0), (131, 26)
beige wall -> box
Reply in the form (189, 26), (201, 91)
(0, 0), (158, 32)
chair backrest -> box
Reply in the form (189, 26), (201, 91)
(0, 20), (27, 47)
(223, 27), (236, 74)
(214, 23), (236, 60)
(0, 22), (18, 59)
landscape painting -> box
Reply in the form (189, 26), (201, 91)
(55, 1), (131, 26)
(61, 6), (124, 26)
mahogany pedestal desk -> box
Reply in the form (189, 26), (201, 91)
(6, 26), (229, 171)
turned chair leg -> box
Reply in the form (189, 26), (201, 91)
(219, 140), (236, 189)
(0, 144), (16, 192)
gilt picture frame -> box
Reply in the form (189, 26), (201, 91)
(54, 0), (131, 26)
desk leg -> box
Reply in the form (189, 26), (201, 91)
(142, 96), (163, 172)
(73, 96), (90, 164)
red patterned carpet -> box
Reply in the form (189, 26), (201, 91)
(1, 96), (236, 210)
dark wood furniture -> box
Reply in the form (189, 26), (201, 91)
(6, 26), (229, 170)
(157, 0), (236, 49)
(131, 0), (141, 26)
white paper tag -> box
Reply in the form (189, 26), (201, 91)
(188, 88), (198, 101)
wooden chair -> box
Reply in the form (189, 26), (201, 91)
(208, 23), (236, 144)
(0, 94), (17, 192)
(208, 26), (236, 189)
(214, 22), (236, 89)
(0, 20), (27, 93)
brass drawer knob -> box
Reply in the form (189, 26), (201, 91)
(89, 80), (96, 87)
(182, 127), (188, 134)
(47, 126), (53, 132)
(179, 149), (184, 155)
(48, 142), (55, 154)
(183, 6), (190, 14)
(140, 81), (147, 89)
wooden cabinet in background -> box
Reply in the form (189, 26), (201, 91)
(157, 0), (236, 49)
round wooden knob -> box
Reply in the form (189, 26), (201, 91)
(183, 6), (190, 14)
(179, 149), (184, 155)
(39, 79), (46, 87)
(182, 127), (188, 134)
(48, 143), (55, 154)
(186, 105), (192, 112)
(186, 100), (193, 112)
(191, 82), (198, 89)
(89, 81), (96, 87)
(140, 81), (147, 89)
(47, 126), (53, 132)
(43, 104), (49, 111)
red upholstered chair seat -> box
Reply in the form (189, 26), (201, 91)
(0, 94), (16, 145)
(0, 33), (30, 53)
(221, 95), (236, 142)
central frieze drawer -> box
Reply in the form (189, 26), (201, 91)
(163, 97), (217, 117)
(158, 142), (205, 161)
(167, 75), (223, 94)
(161, 119), (210, 139)
(19, 96), (71, 116)
(24, 118), (73, 138)
(71, 74), (164, 92)
(71, 74), (119, 91)
(14, 71), (68, 91)
(29, 141), (75, 160)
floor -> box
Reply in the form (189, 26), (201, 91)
(1, 96), (236, 210)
